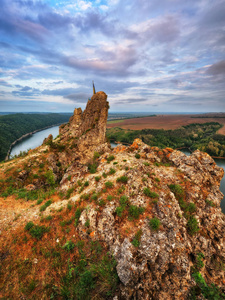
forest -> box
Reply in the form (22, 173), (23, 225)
(106, 122), (225, 158)
(0, 113), (70, 161)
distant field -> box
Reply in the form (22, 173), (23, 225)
(107, 114), (225, 135)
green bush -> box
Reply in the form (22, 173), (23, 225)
(40, 200), (52, 212)
(25, 221), (34, 231)
(143, 187), (159, 199)
(74, 208), (82, 227)
(128, 205), (145, 220)
(95, 176), (101, 182)
(168, 184), (184, 201)
(109, 168), (116, 175)
(149, 217), (161, 231)
(84, 181), (89, 187)
(131, 229), (142, 247)
(116, 176), (128, 184)
(107, 195), (113, 201)
(29, 225), (49, 240)
(135, 153), (141, 159)
(187, 216), (199, 235)
(105, 181), (114, 189)
(88, 163), (98, 174)
(107, 155), (115, 163)
(119, 195), (129, 207)
(115, 206), (124, 217)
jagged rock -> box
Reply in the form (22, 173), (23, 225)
(42, 134), (53, 145)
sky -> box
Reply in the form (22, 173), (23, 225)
(0, 0), (225, 113)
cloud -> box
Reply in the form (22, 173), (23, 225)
(64, 93), (91, 102)
(207, 60), (225, 75)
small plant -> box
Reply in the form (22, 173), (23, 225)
(45, 215), (53, 221)
(187, 216), (199, 235)
(88, 163), (98, 174)
(116, 176), (128, 184)
(62, 240), (75, 252)
(149, 217), (161, 231)
(36, 199), (43, 205)
(168, 184), (184, 201)
(99, 199), (105, 206)
(67, 175), (71, 181)
(85, 219), (90, 228)
(25, 221), (34, 231)
(109, 168), (116, 175)
(107, 155), (115, 163)
(143, 162), (150, 166)
(131, 229), (142, 247)
(205, 199), (215, 207)
(186, 202), (196, 213)
(93, 151), (100, 160)
(135, 153), (140, 159)
(103, 172), (107, 178)
(196, 252), (205, 270)
(105, 181), (114, 189)
(119, 195), (129, 207)
(67, 202), (72, 211)
(143, 187), (159, 199)
(95, 176), (101, 182)
(40, 200), (52, 212)
(128, 205), (145, 220)
(27, 224), (49, 239)
(91, 193), (98, 201)
(66, 187), (75, 199)
(113, 162), (118, 165)
(107, 195), (113, 201)
(115, 206), (124, 217)
(74, 208), (82, 226)
(155, 177), (160, 182)
(84, 181), (89, 187)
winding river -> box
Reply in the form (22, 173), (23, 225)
(9, 126), (225, 213)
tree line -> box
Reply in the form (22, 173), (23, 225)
(0, 113), (70, 161)
(106, 122), (225, 158)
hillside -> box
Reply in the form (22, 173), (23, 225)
(0, 113), (71, 161)
(0, 92), (225, 299)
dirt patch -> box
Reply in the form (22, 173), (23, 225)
(107, 114), (225, 134)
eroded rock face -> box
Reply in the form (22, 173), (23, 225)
(59, 91), (109, 163)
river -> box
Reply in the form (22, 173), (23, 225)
(9, 127), (225, 213)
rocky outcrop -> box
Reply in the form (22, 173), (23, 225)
(58, 91), (110, 163)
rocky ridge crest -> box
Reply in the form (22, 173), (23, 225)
(0, 92), (225, 299)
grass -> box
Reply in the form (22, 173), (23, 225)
(62, 240), (75, 252)
(131, 229), (142, 247)
(40, 200), (52, 212)
(25, 222), (49, 240)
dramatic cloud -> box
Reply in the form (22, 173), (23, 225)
(0, 0), (224, 112)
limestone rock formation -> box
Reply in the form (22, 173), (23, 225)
(0, 93), (225, 299)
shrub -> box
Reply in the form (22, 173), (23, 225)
(205, 199), (215, 207)
(103, 172), (107, 178)
(131, 229), (142, 247)
(105, 181), (114, 189)
(95, 176), (101, 182)
(168, 184), (184, 201)
(84, 181), (89, 187)
(135, 153), (140, 159)
(186, 202), (196, 213)
(40, 200), (52, 212)
(45, 170), (56, 187)
(74, 208), (82, 226)
(25, 221), (34, 231)
(187, 216), (199, 235)
(149, 217), (161, 231)
(109, 168), (116, 175)
(115, 206), (124, 217)
(93, 151), (100, 160)
(88, 163), (98, 174)
(91, 194), (98, 201)
(107, 195), (113, 201)
(143, 187), (159, 199)
(66, 187), (75, 199)
(119, 195), (129, 207)
(107, 155), (115, 163)
(62, 240), (75, 252)
(116, 176), (128, 184)
(67, 202), (72, 211)
(143, 162), (150, 166)
(29, 225), (49, 240)
(128, 205), (145, 220)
